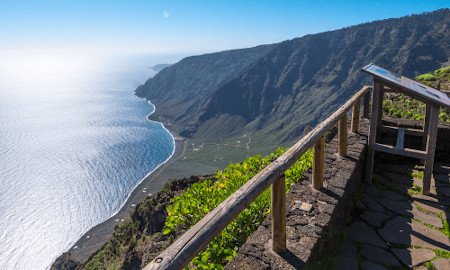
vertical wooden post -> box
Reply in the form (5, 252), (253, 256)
(272, 176), (286, 254)
(363, 90), (371, 118)
(423, 105), (439, 195)
(422, 104), (431, 148)
(376, 89), (385, 138)
(365, 80), (382, 184)
(338, 114), (348, 157)
(351, 99), (361, 133)
(313, 136), (324, 189)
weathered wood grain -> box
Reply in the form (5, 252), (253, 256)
(271, 177), (286, 253)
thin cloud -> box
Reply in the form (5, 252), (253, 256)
(163, 10), (170, 19)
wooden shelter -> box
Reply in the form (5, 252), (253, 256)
(362, 64), (450, 194)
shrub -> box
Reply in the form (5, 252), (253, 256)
(416, 73), (436, 81)
(163, 148), (313, 269)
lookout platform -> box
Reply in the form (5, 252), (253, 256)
(145, 70), (450, 269)
(228, 118), (450, 270)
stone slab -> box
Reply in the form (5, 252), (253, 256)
(412, 204), (443, 228)
(433, 258), (450, 270)
(348, 221), (387, 248)
(411, 221), (450, 251)
(360, 210), (392, 227)
(360, 261), (388, 270)
(359, 245), (401, 267)
(391, 248), (435, 267)
(375, 197), (413, 217)
(379, 216), (412, 245)
(413, 198), (446, 215)
(362, 194), (385, 213)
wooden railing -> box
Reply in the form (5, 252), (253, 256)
(144, 85), (372, 270)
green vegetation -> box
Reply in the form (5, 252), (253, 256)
(83, 217), (140, 270)
(164, 148), (313, 269)
(407, 185), (423, 196)
(82, 148), (313, 270)
(411, 170), (424, 179)
(382, 66), (450, 123)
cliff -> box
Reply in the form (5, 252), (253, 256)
(137, 9), (450, 147)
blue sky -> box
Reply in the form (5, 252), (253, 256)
(0, 0), (449, 56)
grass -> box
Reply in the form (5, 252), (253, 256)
(437, 212), (450, 237)
(408, 185), (423, 196)
(411, 170), (424, 179)
(434, 249), (450, 258)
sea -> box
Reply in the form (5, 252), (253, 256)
(0, 51), (177, 270)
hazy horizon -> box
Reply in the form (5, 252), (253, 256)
(1, 0), (449, 63)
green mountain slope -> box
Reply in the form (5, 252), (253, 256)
(137, 9), (449, 147)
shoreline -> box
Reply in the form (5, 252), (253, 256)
(60, 102), (187, 264)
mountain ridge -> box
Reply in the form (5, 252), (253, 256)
(137, 9), (449, 167)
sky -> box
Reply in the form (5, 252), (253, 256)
(0, 0), (449, 59)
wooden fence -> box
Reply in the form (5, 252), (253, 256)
(144, 85), (372, 270)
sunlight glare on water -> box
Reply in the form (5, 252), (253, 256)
(0, 49), (175, 270)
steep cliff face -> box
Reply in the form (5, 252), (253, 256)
(135, 44), (276, 135)
(137, 9), (450, 145)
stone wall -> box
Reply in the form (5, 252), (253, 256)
(225, 120), (370, 269)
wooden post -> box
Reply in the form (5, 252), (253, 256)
(376, 89), (384, 138)
(422, 104), (431, 149)
(351, 98), (361, 133)
(338, 114), (348, 156)
(363, 90), (371, 118)
(423, 105), (439, 195)
(271, 176), (286, 254)
(365, 80), (382, 184)
(313, 136), (324, 189)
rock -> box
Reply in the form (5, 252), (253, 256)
(437, 187), (450, 197)
(379, 216), (412, 245)
(366, 185), (381, 197)
(411, 221), (450, 251)
(360, 261), (388, 270)
(375, 197), (413, 217)
(432, 258), (450, 270)
(359, 245), (401, 267)
(335, 257), (357, 270)
(337, 240), (357, 257)
(362, 194), (385, 212)
(225, 254), (270, 270)
(355, 200), (367, 211)
(347, 221), (387, 248)
(286, 216), (310, 226)
(434, 174), (450, 184)
(391, 248), (435, 267)
(360, 210), (392, 227)
(381, 190), (408, 201)
(300, 202), (313, 212)
(335, 240), (358, 270)
(412, 204), (443, 228)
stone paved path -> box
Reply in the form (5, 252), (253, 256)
(337, 162), (450, 270)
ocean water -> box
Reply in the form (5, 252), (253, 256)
(0, 52), (175, 270)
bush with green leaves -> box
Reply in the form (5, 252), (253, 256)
(163, 148), (313, 269)
(382, 67), (450, 123)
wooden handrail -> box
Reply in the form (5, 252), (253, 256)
(144, 85), (372, 270)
